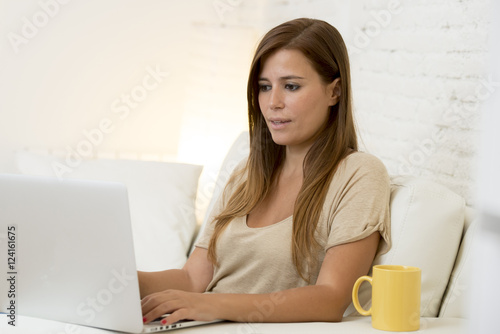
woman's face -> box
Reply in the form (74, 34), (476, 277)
(258, 49), (340, 153)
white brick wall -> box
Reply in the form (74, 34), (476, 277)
(199, 0), (492, 205)
(348, 0), (492, 205)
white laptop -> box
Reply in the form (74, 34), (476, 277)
(0, 173), (221, 333)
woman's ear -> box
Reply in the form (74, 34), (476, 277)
(328, 78), (341, 106)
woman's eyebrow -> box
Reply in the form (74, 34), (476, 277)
(258, 75), (306, 81)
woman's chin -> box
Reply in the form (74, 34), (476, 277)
(269, 134), (290, 146)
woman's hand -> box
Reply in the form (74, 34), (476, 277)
(141, 290), (219, 325)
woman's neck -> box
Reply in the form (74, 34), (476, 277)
(280, 145), (311, 180)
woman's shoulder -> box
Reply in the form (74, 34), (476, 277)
(339, 151), (389, 176)
(323, 151), (391, 214)
(332, 151), (390, 188)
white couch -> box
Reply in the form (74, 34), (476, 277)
(0, 132), (473, 333)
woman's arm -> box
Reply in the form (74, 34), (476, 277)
(141, 232), (380, 324)
(138, 247), (213, 298)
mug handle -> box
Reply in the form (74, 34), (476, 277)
(352, 275), (372, 316)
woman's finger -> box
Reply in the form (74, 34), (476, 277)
(163, 308), (190, 325)
(141, 290), (175, 315)
(141, 294), (163, 316)
(143, 296), (183, 324)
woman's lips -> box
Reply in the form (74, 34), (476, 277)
(269, 119), (291, 130)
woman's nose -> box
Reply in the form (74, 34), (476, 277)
(269, 89), (284, 110)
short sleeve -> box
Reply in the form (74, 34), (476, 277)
(324, 152), (391, 255)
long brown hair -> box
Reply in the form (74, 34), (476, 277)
(208, 18), (358, 282)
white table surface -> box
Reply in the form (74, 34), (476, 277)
(0, 314), (467, 334)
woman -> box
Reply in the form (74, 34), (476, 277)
(140, 17), (391, 325)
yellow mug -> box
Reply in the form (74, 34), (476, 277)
(352, 265), (421, 332)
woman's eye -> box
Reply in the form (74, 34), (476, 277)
(285, 84), (300, 91)
(259, 85), (271, 92)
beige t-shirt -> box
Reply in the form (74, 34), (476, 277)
(196, 152), (391, 294)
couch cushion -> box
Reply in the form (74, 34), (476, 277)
(438, 207), (477, 318)
(191, 132), (249, 253)
(15, 150), (202, 271)
(346, 175), (465, 317)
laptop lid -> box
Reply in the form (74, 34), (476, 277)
(0, 173), (144, 333)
